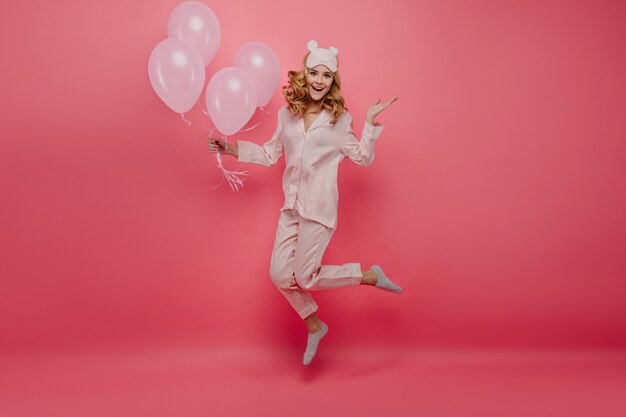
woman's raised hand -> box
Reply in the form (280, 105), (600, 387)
(366, 96), (399, 125)
(207, 137), (238, 157)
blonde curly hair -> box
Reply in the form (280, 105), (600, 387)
(281, 52), (347, 125)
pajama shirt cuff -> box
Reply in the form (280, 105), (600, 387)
(236, 140), (253, 163)
(363, 121), (384, 142)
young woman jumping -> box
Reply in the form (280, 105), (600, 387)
(208, 40), (401, 365)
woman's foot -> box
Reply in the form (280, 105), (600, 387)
(303, 322), (328, 365)
(371, 265), (402, 294)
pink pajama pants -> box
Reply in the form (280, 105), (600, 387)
(269, 209), (363, 319)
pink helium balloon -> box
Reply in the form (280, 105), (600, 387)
(205, 67), (258, 136)
(167, 1), (221, 67)
(234, 42), (280, 107)
(148, 38), (205, 114)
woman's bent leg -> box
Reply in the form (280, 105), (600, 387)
(269, 210), (319, 319)
(293, 216), (362, 291)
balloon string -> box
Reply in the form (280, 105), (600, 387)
(213, 152), (250, 191)
(239, 121), (260, 132)
(210, 135), (250, 192)
(181, 108), (254, 191)
(239, 106), (270, 132)
(196, 96), (210, 117)
(180, 113), (215, 132)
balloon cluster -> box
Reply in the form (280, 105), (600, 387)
(148, 0), (280, 190)
(147, 1), (280, 189)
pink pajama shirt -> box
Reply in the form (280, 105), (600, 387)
(237, 105), (384, 318)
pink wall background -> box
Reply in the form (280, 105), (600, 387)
(1, 0), (625, 353)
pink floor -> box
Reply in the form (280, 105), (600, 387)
(2, 345), (625, 417)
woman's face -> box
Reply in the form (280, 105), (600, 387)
(306, 65), (334, 101)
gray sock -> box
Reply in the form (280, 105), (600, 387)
(303, 322), (328, 365)
(372, 265), (402, 294)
